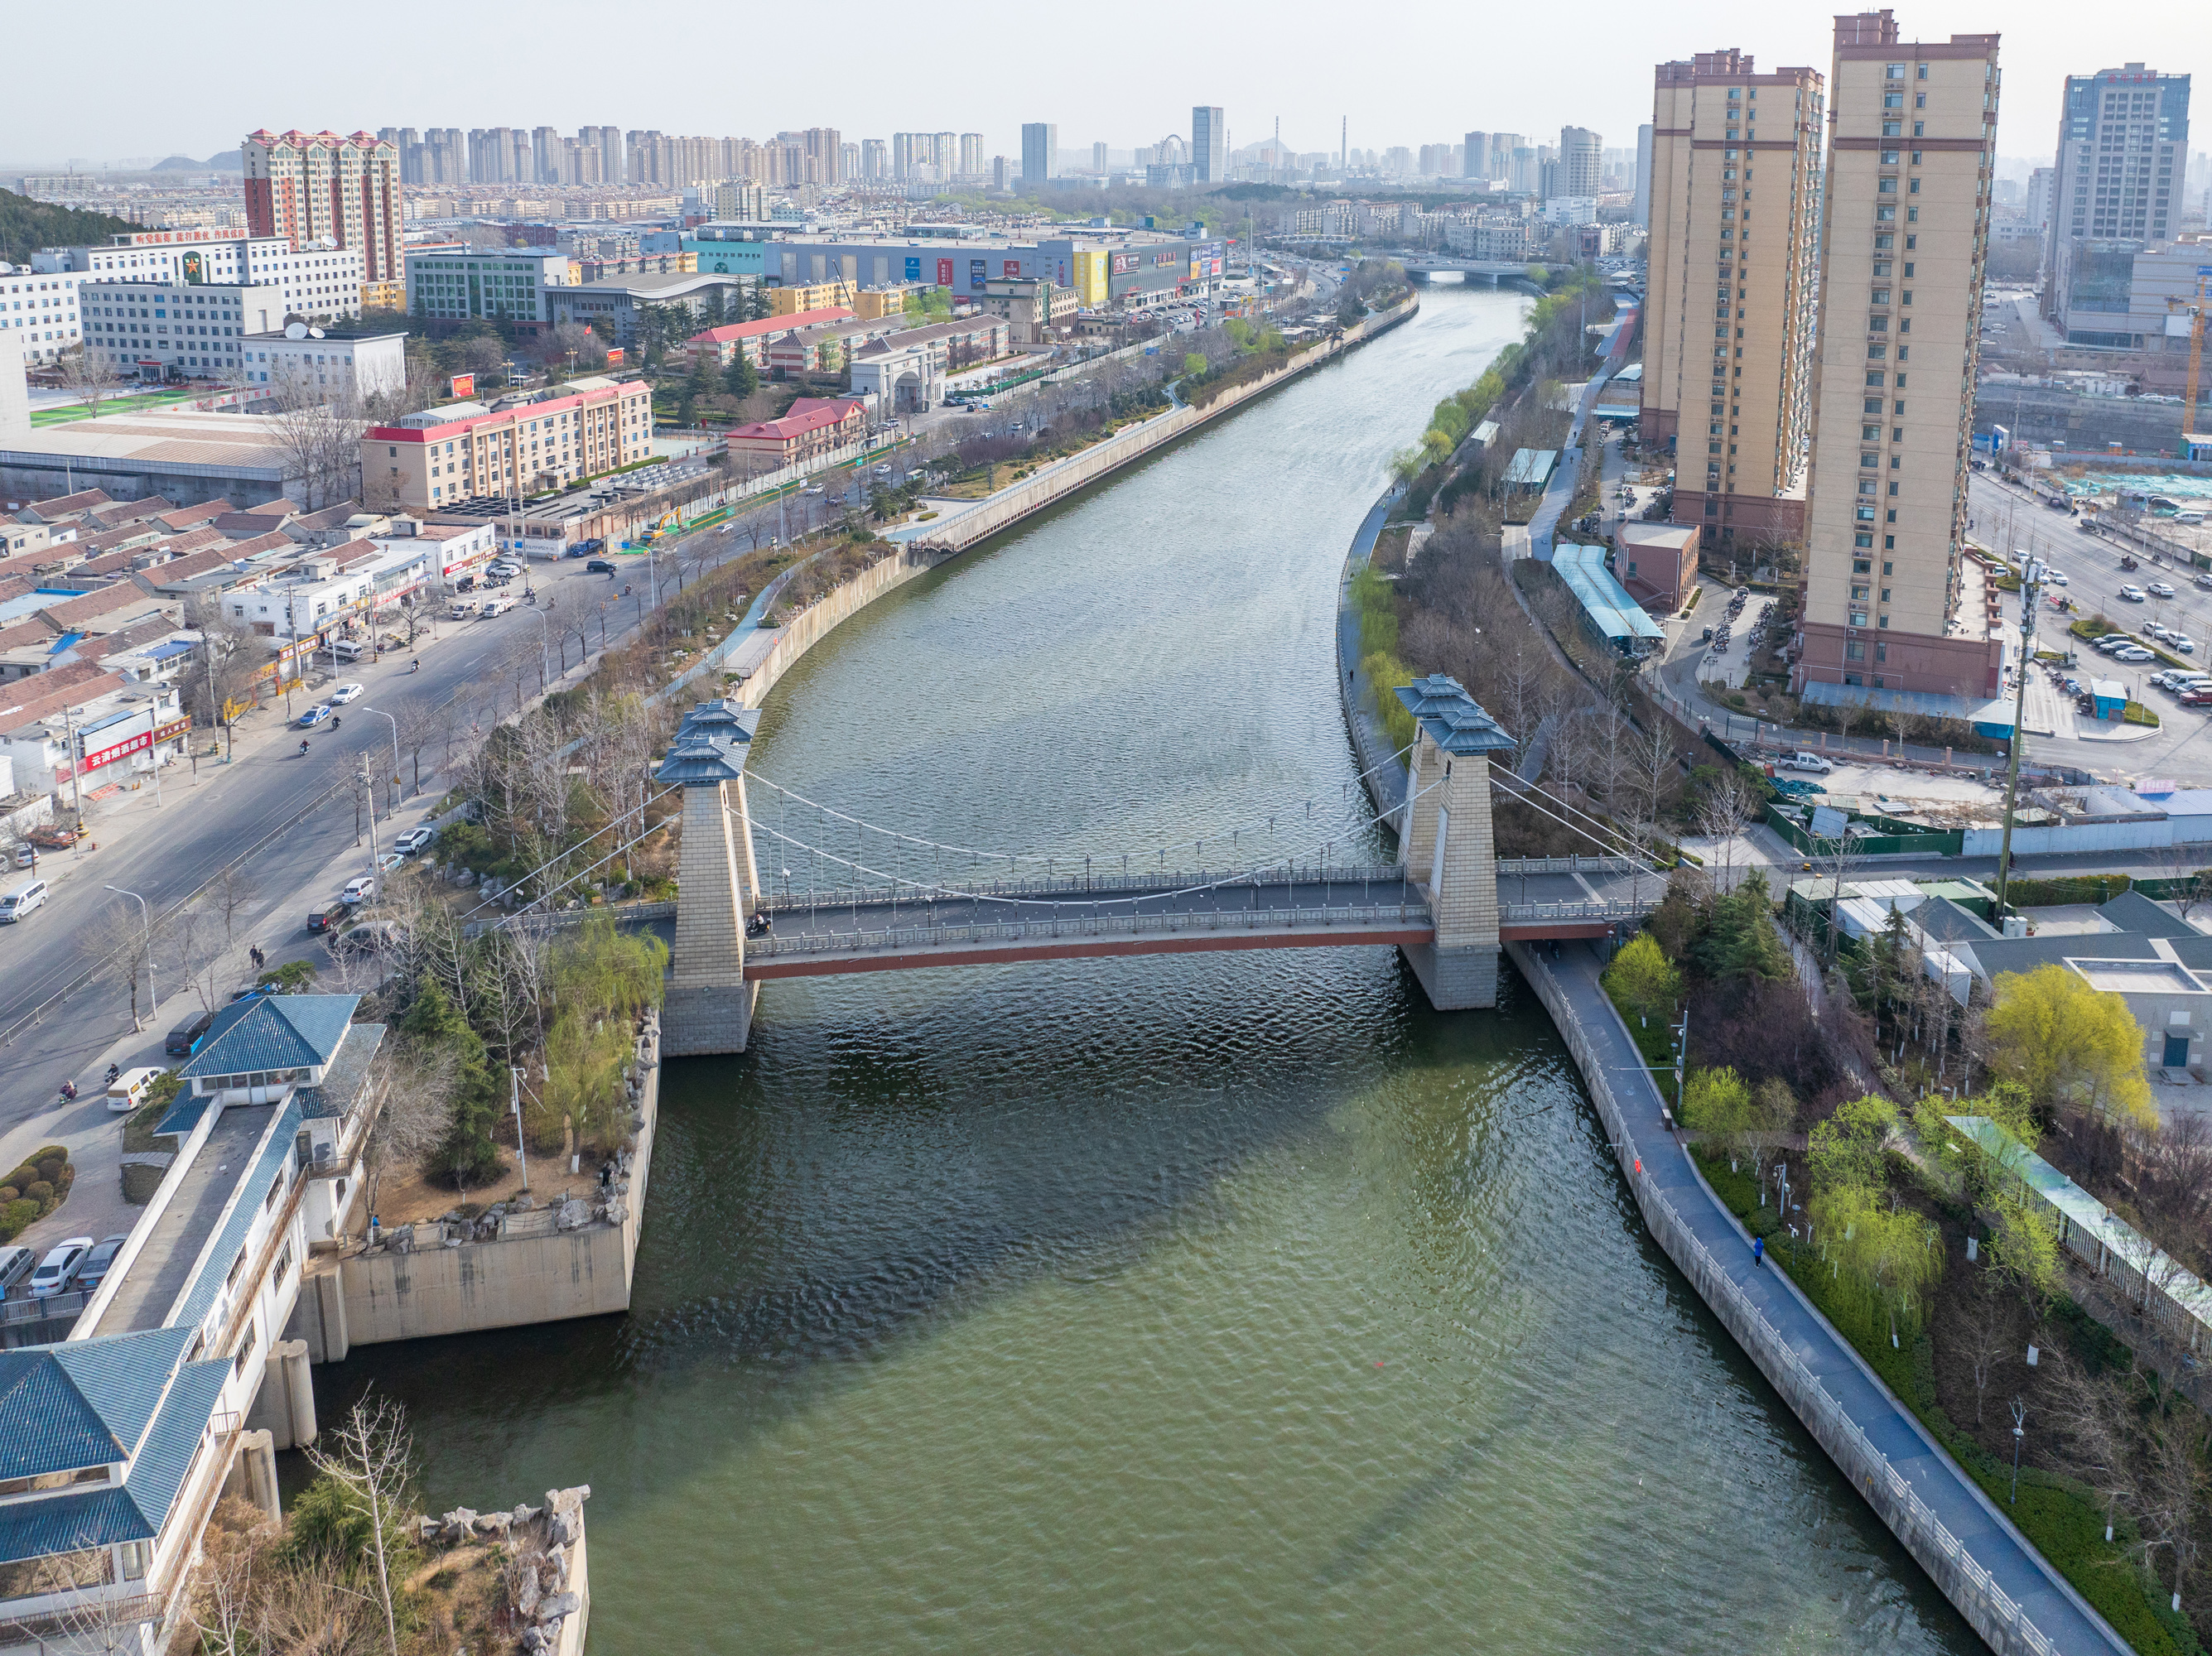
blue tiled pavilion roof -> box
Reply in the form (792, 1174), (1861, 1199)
(1395, 674), (1517, 757)
(0, 1326), (195, 1481)
(177, 994), (359, 1083)
(656, 698), (761, 786)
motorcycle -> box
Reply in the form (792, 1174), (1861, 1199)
(2121, 556), (2140, 571)
(60, 1081), (77, 1102)
(298, 739), (311, 757)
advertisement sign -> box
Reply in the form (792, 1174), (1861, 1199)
(937, 258), (955, 286)
(80, 726), (152, 773)
(451, 373), (475, 399)
(180, 251), (205, 286)
(968, 258), (987, 287)
(1154, 249), (1180, 268)
(904, 256), (923, 282)
(1111, 253), (1140, 276)
(1003, 260), (1021, 279)
(605, 348), (624, 366)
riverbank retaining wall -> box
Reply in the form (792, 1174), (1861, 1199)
(296, 1012), (662, 1356)
(719, 296), (1421, 715)
(1508, 939), (2102, 1656)
(1336, 488), (1410, 833)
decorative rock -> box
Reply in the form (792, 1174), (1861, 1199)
(417, 1516), (441, 1544)
(475, 1511), (513, 1538)
(514, 1562), (542, 1616)
(537, 1591), (581, 1623)
(441, 1507), (478, 1542)
(521, 1626), (550, 1654)
(511, 1503), (540, 1527)
(546, 1542), (566, 1584)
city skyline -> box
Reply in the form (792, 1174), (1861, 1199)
(4, 0), (2189, 171)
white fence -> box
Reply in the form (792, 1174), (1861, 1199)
(1511, 941), (2099, 1656)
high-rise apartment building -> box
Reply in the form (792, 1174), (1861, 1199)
(1490, 133), (1524, 183)
(862, 139), (888, 181)
(2025, 164), (2055, 232)
(1633, 123), (1654, 225)
(2041, 64), (2190, 328)
(1193, 107), (1226, 183)
(961, 133), (984, 176)
(241, 129), (402, 284)
(1795, 11), (2002, 702)
(1559, 126), (1605, 195)
(532, 127), (560, 184)
(1642, 49), (1824, 550)
(1463, 131), (1489, 184)
(1023, 123), (1058, 185)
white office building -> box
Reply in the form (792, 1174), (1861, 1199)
(0, 269), (85, 364)
(80, 282), (287, 377)
(35, 231), (364, 320)
(242, 329), (409, 397)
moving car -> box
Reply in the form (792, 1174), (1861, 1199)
(28, 1238), (93, 1298)
(165, 1008), (216, 1057)
(106, 1066), (161, 1113)
(329, 682), (364, 705)
(393, 826), (436, 855)
(75, 1235), (129, 1292)
(2149, 581), (2176, 599)
(2120, 584), (2147, 602)
(478, 595), (516, 619)
(2045, 570), (2068, 586)
(298, 704), (333, 727)
(1784, 752), (1834, 774)
(586, 559), (617, 574)
(306, 904), (347, 934)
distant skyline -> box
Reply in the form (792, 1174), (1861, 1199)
(4, 0), (2195, 173)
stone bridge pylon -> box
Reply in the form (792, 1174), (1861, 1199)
(656, 700), (764, 1057)
(1392, 675), (1512, 1010)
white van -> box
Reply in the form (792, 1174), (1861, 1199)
(0, 879), (48, 923)
(447, 599), (479, 621)
(107, 1066), (162, 1113)
(0, 1244), (34, 1294)
(330, 638), (366, 662)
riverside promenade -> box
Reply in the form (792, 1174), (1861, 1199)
(1514, 938), (2126, 1656)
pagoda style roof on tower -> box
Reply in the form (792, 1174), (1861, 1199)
(1395, 674), (1516, 757)
(655, 700), (762, 786)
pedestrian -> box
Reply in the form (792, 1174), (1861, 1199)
(1752, 1235), (1765, 1268)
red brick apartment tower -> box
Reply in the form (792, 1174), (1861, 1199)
(243, 129), (401, 282)
(1794, 12), (2002, 700)
(1642, 49), (1824, 554)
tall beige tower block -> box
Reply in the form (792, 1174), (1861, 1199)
(1394, 676), (1516, 1011)
(1643, 48), (1825, 555)
(1795, 10), (2002, 703)
(658, 702), (764, 1056)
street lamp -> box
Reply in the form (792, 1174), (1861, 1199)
(104, 884), (157, 1023)
(522, 607), (551, 691)
(359, 706), (402, 807)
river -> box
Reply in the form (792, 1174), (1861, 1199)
(320, 279), (1981, 1654)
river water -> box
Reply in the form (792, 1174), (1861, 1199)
(322, 281), (1979, 1654)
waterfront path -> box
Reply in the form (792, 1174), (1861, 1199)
(1527, 939), (2128, 1656)
(1336, 485), (1410, 824)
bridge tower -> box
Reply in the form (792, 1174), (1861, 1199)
(1394, 675), (1514, 1009)
(656, 700), (764, 1056)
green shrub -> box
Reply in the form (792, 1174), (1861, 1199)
(0, 1199), (36, 1241)
(23, 1180), (52, 1204)
(0, 1187), (15, 1203)
(35, 1157), (65, 1185)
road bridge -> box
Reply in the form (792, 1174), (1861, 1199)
(651, 678), (1662, 1055)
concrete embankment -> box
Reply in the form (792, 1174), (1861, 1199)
(674, 296), (1421, 715)
(1335, 486), (1409, 833)
(1509, 939), (2127, 1656)
(294, 1010), (663, 1355)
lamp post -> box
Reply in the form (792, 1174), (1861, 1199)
(359, 706), (401, 808)
(1992, 554), (2044, 925)
(510, 1066), (529, 1193)
(104, 884), (157, 1023)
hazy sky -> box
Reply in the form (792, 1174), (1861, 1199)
(7, 0), (2197, 170)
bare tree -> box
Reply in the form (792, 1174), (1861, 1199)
(2040, 1342), (2139, 1545)
(1695, 768), (1759, 894)
(301, 1395), (417, 1656)
(187, 1498), (280, 1656)
(1959, 1290), (2011, 1426)
(363, 1042), (455, 1220)
(89, 898), (164, 1032)
(2153, 840), (2212, 932)
(57, 348), (120, 420)
(2138, 1398), (2212, 1614)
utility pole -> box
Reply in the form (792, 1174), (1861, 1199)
(510, 1065), (529, 1192)
(1992, 554), (2044, 922)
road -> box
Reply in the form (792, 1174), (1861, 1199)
(0, 530), (749, 1158)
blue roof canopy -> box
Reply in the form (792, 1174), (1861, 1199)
(1395, 674), (1517, 757)
(1551, 544), (1665, 651)
(178, 994), (359, 1082)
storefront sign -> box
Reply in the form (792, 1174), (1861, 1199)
(80, 727), (152, 772)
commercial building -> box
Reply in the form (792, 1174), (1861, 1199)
(1, 267), (84, 364)
(0, 407), (309, 508)
(402, 249), (572, 332)
(1642, 47), (1825, 550)
(1795, 10), (2002, 704)
(1023, 123), (1058, 185)
(241, 129), (402, 286)
(44, 231), (367, 329)
(546, 272), (749, 346)
(77, 280), (283, 378)
(2046, 232), (2212, 354)
(362, 376), (655, 513)
(1616, 521), (1701, 610)
(1559, 126), (1605, 196)
(1193, 107), (1226, 183)
(241, 328), (408, 398)
(2041, 64), (2191, 315)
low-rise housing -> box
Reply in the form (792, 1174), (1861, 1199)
(362, 377), (656, 514)
(725, 397), (869, 466)
(682, 306), (855, 368)
(546, 272), (751, 346)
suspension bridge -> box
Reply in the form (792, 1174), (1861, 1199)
(650, 679), (1666, 1055)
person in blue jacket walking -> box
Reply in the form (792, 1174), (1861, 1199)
(1752, 1235), (1765, 1268)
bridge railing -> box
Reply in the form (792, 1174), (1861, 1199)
(1498, 898), (1660, 924)
(748, 903), (1431, 960)
(759, 864), (1415, 912)
(1495, 854), (1644, 875)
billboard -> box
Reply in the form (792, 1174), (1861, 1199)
(969, 258), (987, 287)
(905, 255), (923, 282)
(450, 373), (475, 399)
(606, 348), (624, 366)
(1111, 252), (1140, 276)
(937, 258), (955, 286)
(1003, 259), (1022, 279)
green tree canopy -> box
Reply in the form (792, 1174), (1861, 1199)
(402, 977), (504, 1187)
(1602, 932), (1679, 1026)
(1986, 963), (2155, 1129)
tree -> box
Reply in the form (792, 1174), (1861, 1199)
(1694, 768), (1760, 895)
(1602, 932), (1679, 1027)
(57, 347), (118, 419)
(1986, 963), (2156, 1129)
(2038, 1341), (2138, 1543)
(1808, 1094), (1898, 1197)
(723, 351), (759, 402)
(186, 595), (272, 738)
(400, 977), (503, 1188)
(89, 898), (162, 1032)
(1683, 1066), (1753, 1164)
(2139, 1398), (2212, 1615)
(301, 1395), (417, 1656)
(362, 1042), (455, 1222)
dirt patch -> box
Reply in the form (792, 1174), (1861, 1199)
(369, 1146), (602, 1233)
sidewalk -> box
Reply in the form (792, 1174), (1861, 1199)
(1526, 939), (2127, 1654)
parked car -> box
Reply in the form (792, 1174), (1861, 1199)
(28, 1238), (93, 1298)
(586, 559), (617, 575)
(2120, 584), (2147, 602)
(393, 826), (436, 855)
(75, 1235), (128, 1291)
(487, 560), (524, 579)
(2149, 580), (2176, 599)
(1784, 752), (1834, 774)
(306, 904), (347, 934)
(2115, 647), (2157, 663)
(2176, 638), (2199, 654)
(340, 874), (376, 904)
(298, 704), (333, 728)
(165, 1008), (216, 1057)
(329, 682), (364, 705)
(229, 981), (284, 1002)
(106, 1066), (161, 1113)
(0, 1244), (34, 1296)
(13, 846), (35, 869)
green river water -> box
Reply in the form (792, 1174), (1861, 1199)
(320, 279), (1982, 1654)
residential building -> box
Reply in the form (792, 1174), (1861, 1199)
(1795, 10), (2002, 704)
(724, 397), (868, 466)
(46, 231), (365, 322)
(2026, 164), (2055, 234)
(0, 669), (185, 795)
(977, 278), (1079, 343)
(546, 272), (748, 346)
(1463, 132), (1490, 185)
(1023, 123), (1058, 185)
(2042, 64), (2191, 316)
(0, 268), (84, 364)
(241, 328), (408, 397)
(402, 249), (571, 333)
(715, 180), (767, 221)
(961, 134), (984, 176)
(1643, 47), (1826, 551)
(1635, 123), (1655, 226)
(1559, 126), (1605, 195)
(993, 156), (1010, 192)
(1194, 108), (1226, 183)
(855, 315), (1010, 376)
(771, 279), (859, 315)
(241, 130), (402, 285)
(862, 139), (889, 181)
(682, 307), (858, 368)
(78, 280), (286, 378)
(362, 376), (654, 513)
(1616, 521), (1701, 610)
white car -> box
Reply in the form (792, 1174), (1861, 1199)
(28, 1237), (93, 1298)
(2149, 581), (2176, 599)
(393, 826), (436, 854)
(2176, 638), (2199, 654)
(329, 682), (364, 705)
(340, 874), (376, 904)
(2045, 570), (2068, 585)
(2115, 647), (2157, 663)
(2120, 584), (2147, 602)
(1784, 752), (1834, 774)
